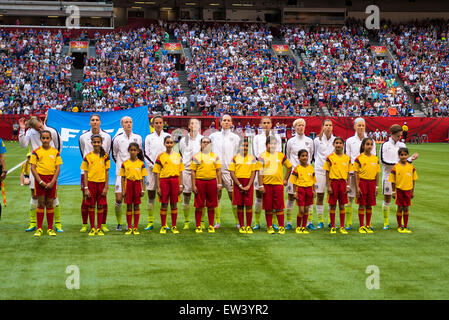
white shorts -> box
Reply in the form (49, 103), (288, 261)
(182, 170), (193, 193)
(221, 171), (233, 193)
(315, 173), (327, 194)
(115, 175), (123, 193)
(348, 173), (356, 198)
(29, 173), (35, 190)
(146, 170), (157, 191)
(382, 179), (393, 196)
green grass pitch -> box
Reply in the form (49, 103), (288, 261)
(1, 141), (449, 300)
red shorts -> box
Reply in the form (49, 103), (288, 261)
(194, 179), (218, 209)
(124, 179), (142, 205)
(262, 184), (285, 212)
(357, 179), (377, 206)
(85, 181), (107, 206)
(396, 189), (412, 207)
(160, 176), (180, 205)
(232, 178), (254, 207)
(296, 186), (314, 207)
(327, 179), (348, 206)
(34, 175), (57, 199)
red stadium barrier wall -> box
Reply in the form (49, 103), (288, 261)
(1, 115), (448, 142)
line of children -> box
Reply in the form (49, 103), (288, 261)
(25, 130), (418, 236)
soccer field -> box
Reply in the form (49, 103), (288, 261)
(1, 141), (449, 300)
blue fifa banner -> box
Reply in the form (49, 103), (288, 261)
(46, 106), (150, 185)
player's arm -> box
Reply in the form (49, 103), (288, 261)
(325, 170), (332, 194)
(216, 168), (222, 191)
(178, 172), (183, 195)
(84, 171), (91, 198)
(284, 163), (292, 187)
(156, 172), (161, 197)
(375, 172), (379, 196)
(102, 169), (109, 196)
(354, 170), (361, 198)
(18, 118), (30, 148)
(191, 169), (197, 194)
(246, 170), (256, 191)
(48, 165), (61, 189)
(121, 175), (126, 198)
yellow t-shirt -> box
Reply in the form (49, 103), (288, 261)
(323, 152), (351, 180)
(228, 153), (258, 179)
(153, 152), (185, 178)
(190, 152), (221, 180)
(258, 151), (292, 185)
(289, 164), (316, 187)
(402, 125), (409, 132)
(388, 162), (417, 191)
(30, 146), (63, 175)
(21, 161), (31, 176)
(353, 153), (381, 180)
(119, 159), (147, 181)
(80, 151), (110, 183)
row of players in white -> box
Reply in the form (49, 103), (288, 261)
(19, 114), (417, 230)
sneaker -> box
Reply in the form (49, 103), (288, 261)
(144, 223), (153, 231)
(339, 227), (348, 235)
(88, 228), (96, 236)
(97, 228), (105, 236)
(133, 228), (140, 235)
(301, 227), (310, 234)
(80, 224), (88, 233)
(365, 226), (374, 234)
(330, 227), (337, 234)
(214, 223), (221, 229)
(295, 227), (302, 234)
(246, 226), (254, 234)
(102, 224), (110, 232)
(285, 222), (293, 230)
(55, 224), (64, 233)
(47, 229), (56, 236)
(125, 228), (133, 235)
(345, 225), (353, 231)
(33, 228), (43, 237)
(183, 222), (190, 230)
(317, 222), (324, 229)
(253, 224), (261, 230)
(208, 225), (215, 233)
(307, 223), (316, 230)
(402, 227), (412, 234)
(267, 226), (276, 234)
(239, 226), (246, 234)
(26, 224), (37, 232)
(273, 224), (279, 231)
(116, 224), (123, 231)
(195, 226), (203, 234)
(383, 224), (390, 230)
(160, 226), (167, 234)
(171, 226), (180, 234)
(397, 227), (404, 233)
(278, 226), (286, 235)
(359, 226), (367, 234)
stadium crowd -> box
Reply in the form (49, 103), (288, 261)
(0, 21), (447, 117)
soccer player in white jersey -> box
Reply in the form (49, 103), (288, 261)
(178, 118), (203, 230)
(380, 124), (418, 229)
(313, 119), (336, 229)
(252, 117), (282, 230)
(18, 116), (63, 232)
(78, 114), (112, 232)
(285, 118), (314, 230)
(344, 117), (376, 230)
(111, 116), (143, 231)
(143, 116), (171, 230)
(209, 114), (241, 228)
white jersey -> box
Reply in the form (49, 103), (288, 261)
(143, 131), (171, 169)
(345, 133), (377, 165)
(111, 131), (143, 174)
(19, 125), (61, 153)
(252, 132), (282, 159)
(380, 137), (407, 177)
(209, 129), (240, 171)
(178, 133), (203, 169)
(313, 134), (336, 176)
(285, 134), (314, 169)
(79, 129), (112, 158)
